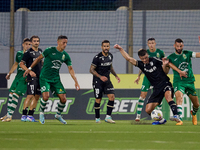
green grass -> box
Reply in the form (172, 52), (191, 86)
(0, 120), (199, 150)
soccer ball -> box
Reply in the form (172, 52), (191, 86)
(151, 110), (163, 121)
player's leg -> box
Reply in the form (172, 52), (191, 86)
(21, 96), (32, 121)
(55, 94), (67, 124)
(0, 92), (13, 120)
(105, 94), (115, 123)
(94, 98), (102, 123)
(135, 76), (150, 121)
(93, 80), (103, 123)
(174, 91), (184, 121)
(189, 95), (199, 125)
(39, 78), (50, 124)
(104, 81), (115, 123)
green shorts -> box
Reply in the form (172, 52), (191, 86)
(9, 78), (27, 96)
(173, 82), (197, 96)
(141, 76), (151, 92)
(40, 78), (66, 97)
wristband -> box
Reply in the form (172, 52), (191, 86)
(28, 67), (32, 70)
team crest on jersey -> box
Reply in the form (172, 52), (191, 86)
(150, 61), (153, 66)
(109, 55), (111, 60)
(183, 54), (187, 59)
(156, 53), (160, 58)
(62, 54), (65, 60)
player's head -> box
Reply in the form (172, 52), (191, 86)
(101, 40), (110, 55)
(57, 35), (68, 51)
(147, 37), (156, 51)
(30, 35), (40, 49)
(22, 38), (31, 51)
(138, 48), (149, 64)
(174, 38), (184, 54)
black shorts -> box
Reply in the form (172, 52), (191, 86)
(27, 77), (41, 95)
(147, 82), (174, 105)
(93, 79), (115, 99)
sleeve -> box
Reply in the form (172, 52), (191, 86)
(21, 51), (30, 63)
(185, 50), (194, 58)
(15, 52), (20, 63)
(154, 57), (163, 65)
(136, 60), (142, 70)
(64, 53), (72, 66)
(161, 51), (165, 58)
(91, 55), (99, 67)
(42, 47), (51, 58)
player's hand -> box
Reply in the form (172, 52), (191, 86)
(179, 71), (187, 79)
(116, 76), (120, 83)
(29, 71), (36, 77)
(114, 44), (122, 50)
(100, 76), (108, 82)
(134, 76), (140, 84)
(162, 57), (169, 65)
(75, 83), (80, 91)
(23, 69), (31, 77)
(5, 73), (11, 80)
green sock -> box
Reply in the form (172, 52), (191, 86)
(192, 106), (199, 115)
(40, 98), (47, 112)
(177, 105), (183, 121)
(136, 97), (145, 119)
(8, 93), (19, 116)
(57, 101), (65, 115)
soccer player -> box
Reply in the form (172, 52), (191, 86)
(114, 44), (187, 125)
(20, 35), (43, 122)
(134, 38), (165, 121)
(0, 38), (31, 122)
(90, 40), (120, 123)
(167, 38), (200, 125)
(24, 35), (80, 124)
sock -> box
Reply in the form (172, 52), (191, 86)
(28, 109), (35, 116)
(177, 105), (183, 120)
(7, 93), (13, 113)
(168, 101), (178, 116)
(57, 101), (65, 115)
(8, 93), (19, 116)
(40, 98), (47, 112)
(94, 102), (100, 118)
(192, 106), (199, 115)
(136, 97), (145, 119)
(107, 100), (114, 116)
(22, 107), (28, 115)
(156, 102), (162, 110)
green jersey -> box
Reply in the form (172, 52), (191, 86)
(15, 51), (25, 80)
(167, 50), (195, 83)
(40, 47), (72, 81)
(147, 49), (165, 59)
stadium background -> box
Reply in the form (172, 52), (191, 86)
(0, 0), (200, 120)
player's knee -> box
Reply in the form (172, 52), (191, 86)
(145, 107), (151, 115)
(60, 97), (66, 103)
(43, 95), (49, 101)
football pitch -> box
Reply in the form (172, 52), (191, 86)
(0, 120), (199, 150)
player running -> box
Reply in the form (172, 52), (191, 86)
(114, 44), (187, 125)
(167, 38), (200, 125)
(134, 38), (165, 121)
(90, 40), (120, 123)
(24, 35), (80, 124)
(1, 38), (31, 122)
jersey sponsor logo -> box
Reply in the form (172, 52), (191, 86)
(101, 62), (112, 66)
(52, 60), (62, 69)
(144, 66), (157, 73)
(178, 62), (189, 72)
(86, 98), (138, 114)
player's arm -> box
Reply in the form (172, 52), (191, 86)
(89, 65), (108, 82)
(6, 62), (18, 80)
(68, 66), (80, 91)
(168, 62), (188, 79)
(195, 52), (200, 58)
(114, 44), (137, 66)
(134, 70), (142, 84)
(110, 65), (120, 83)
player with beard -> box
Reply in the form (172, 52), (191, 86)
(20, 35), (43, 122)
(90, 40), (120, 123)
(167, 38), (200, 125)
(114, 44), (187, 125)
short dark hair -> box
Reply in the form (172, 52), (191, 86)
(101, 40), (110, 46)
(138, 48), (147, 57)
(147, 37), (155, 41)
(57, 35), (68, 41)
(30, 35), (40, 42)
(23, 38), (30, 43)
(175, 38), (183, 43)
